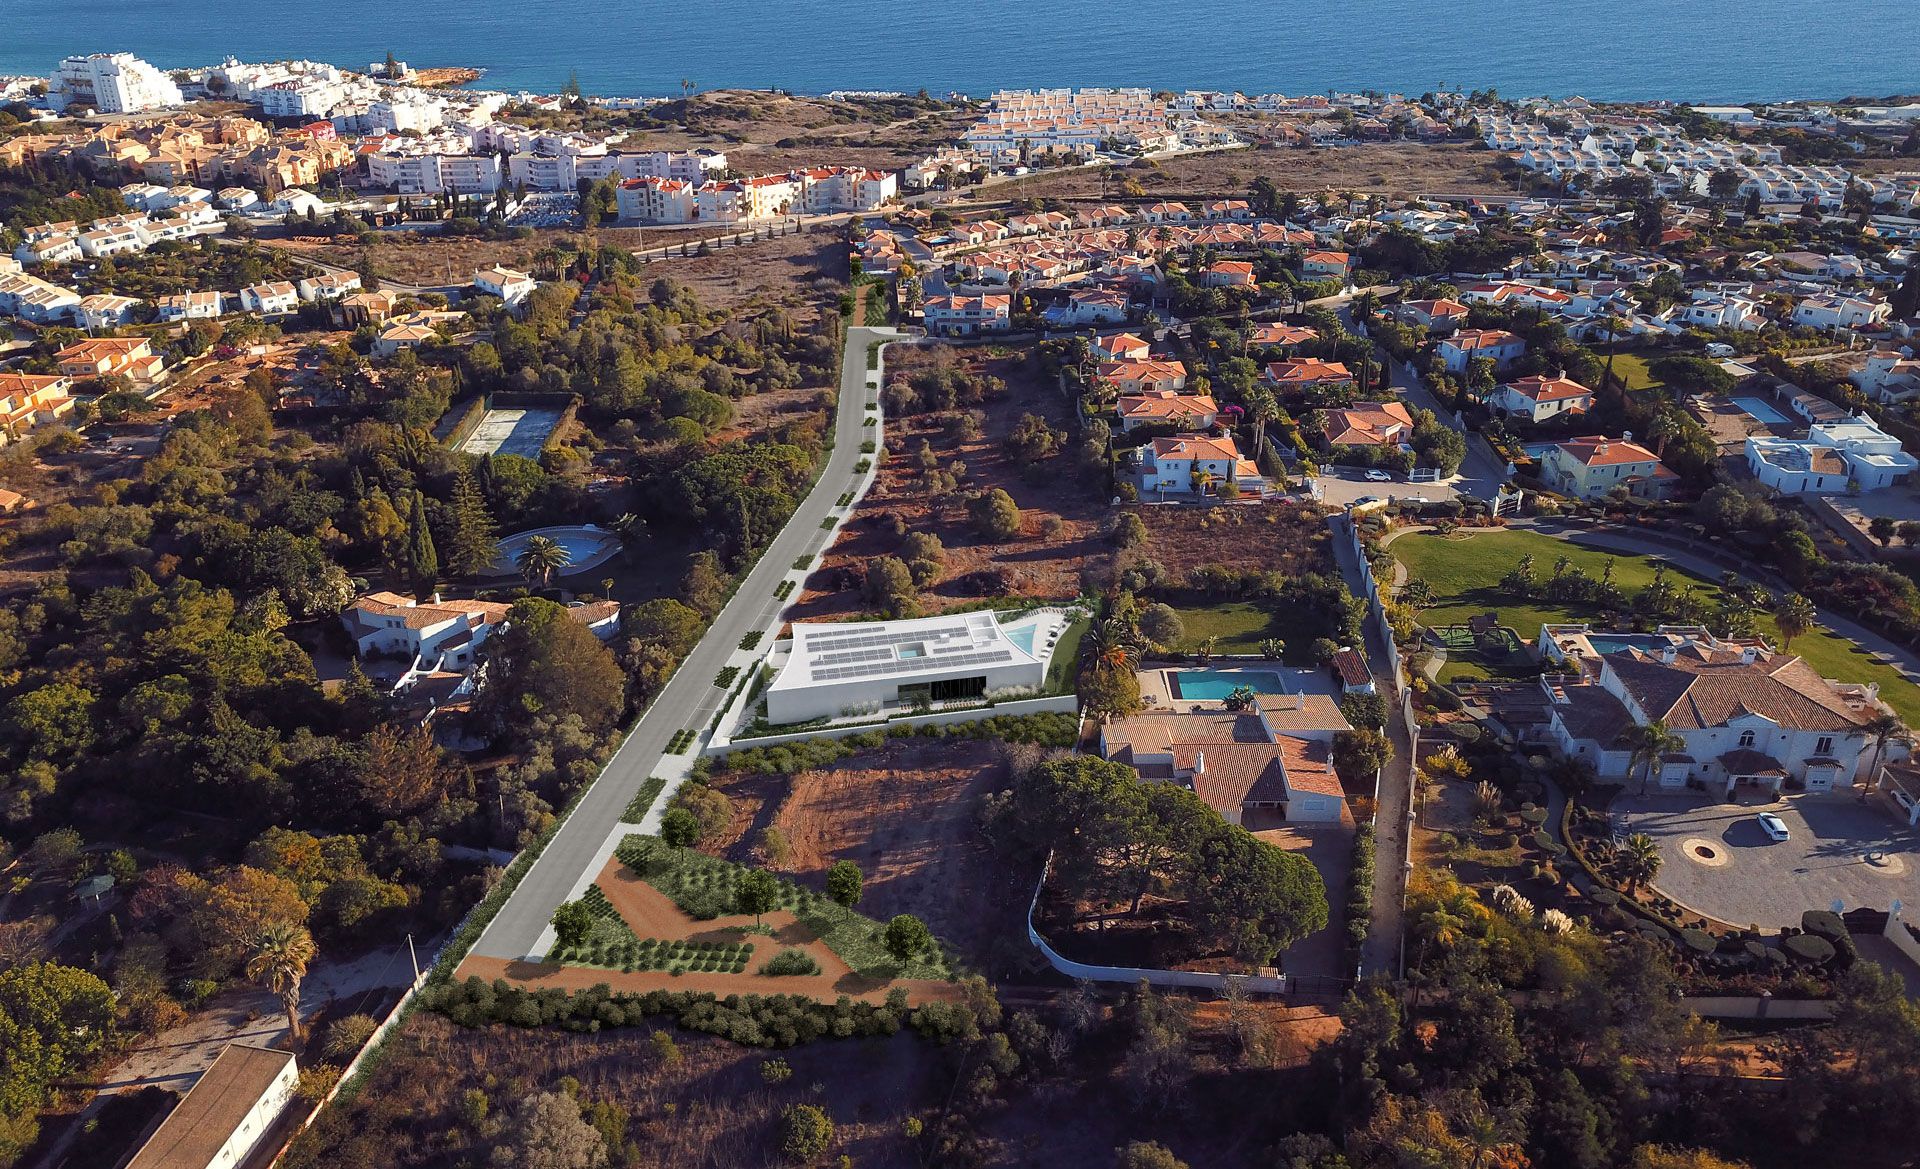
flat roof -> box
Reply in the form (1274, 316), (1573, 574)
(771, 611), (1042, 691)
(124, 1043), (294, 1169)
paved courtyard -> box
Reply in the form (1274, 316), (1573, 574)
(1613, 792), (1920, 929)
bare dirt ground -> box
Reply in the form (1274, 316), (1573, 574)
(705, 740), (1031, 973)
(643, 230), (847, 312)
(789, 345), (1107, 622)
(985, 141), (1514, 203)
(1132, 499), (1332, 580)
(459, 854), (959, 1005)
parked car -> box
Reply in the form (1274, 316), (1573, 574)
(1351, 495), (1384, 508)
(1755, 812), (1791, 842)
(1364, 469), (1392, 482)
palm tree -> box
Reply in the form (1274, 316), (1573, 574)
(247, 922), (316, 1048)
(1080, 617), (1140, 673)
(1629, 719), (1685, 795)
(515, 534), (572, 586)
(1861, 712), (1908, 789)
(1618, 832), (1663, 895)
(1224, 685), (1257, 711)
(1773, 592), (1817, 651)
(608, 512), (647, 561)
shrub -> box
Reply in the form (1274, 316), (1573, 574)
(781, 1103), (834, 1162)
(760, 948), (822, 976)
(1783, 933), (1836, 964)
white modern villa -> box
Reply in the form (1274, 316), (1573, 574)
(764, 610), (1062, 724)
(1744, 414), (1918, 495)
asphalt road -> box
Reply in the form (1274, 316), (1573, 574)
(469, 325), (899, 962)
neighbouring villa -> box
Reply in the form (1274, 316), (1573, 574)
(1530, 628), (1891, 798)
(342, 590), (620, 680)
(1538, 434), (1677, 500)
(1744, 414), (1918, 495)
(1485, 374), (1594, 423)
(1100, 673), (1352, 825)
(1132, 432), (1262, 497)
(1320, 400), (1412, 448)
(763, 609), (1067, 725)
(1116, 388), (1218, 432)
(1436, 328), (1526, 373)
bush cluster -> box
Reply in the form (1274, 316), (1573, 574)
(1344, 829), (1377, 969)
(760, 948), (822, 977)
(715, 712), (1078, 775)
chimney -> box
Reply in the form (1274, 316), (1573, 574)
(431, 591), (441, 605)
(1194, 750), (1206, 775)
(1740, 646), (1760, 664)
(1659, 647), (1678, 664)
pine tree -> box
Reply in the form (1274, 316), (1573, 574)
(406, 490), (439, 596)
(441, 467), (499, 577)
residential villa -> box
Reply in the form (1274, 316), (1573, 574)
(1134, 433), (1262, 497)
(1100, 691), (1351, 825)
(155, 290), (225, 322)
(1745, 415), (1918, 494)
(1263, 358), (1354, 390)
(922, 293), (1011, 336)
(1117, 389), (1219, 433)
(1436, 328), (1527, 373)
(1100, 358), (1188, 394)
(1202, 259), (1256, 287)
(0, 374), (77, 442)
(1539, 434), (1676, 499)
(1092, 332), (1152, 362)
(1538, 632), (1888, 797)
(297, 271), (362, 302)
(1391, 297), (1469, 333)
(240, 280), (300, 316)
(54, 336), (165, 383)
(1791, 294), (1890, 333)
(1301, 250), (1351, 280)
(1320, 401), (1413, 448)
(1043, 288), (1131, 326)
(1485, 374), (1594, 423)
(1248, 322), (1318, 350)
(73, 293), (142, 329)
(342, 590), (620, 676)
(764, 610), (1055, 724)
(1851, 350), (1920, 404)
(474, 265), (537, 308)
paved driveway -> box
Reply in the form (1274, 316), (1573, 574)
(1614, 793), (1920, 929)
(1314, 466), (1459, 508)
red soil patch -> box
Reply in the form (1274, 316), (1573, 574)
(1132, 499), (1331, 581)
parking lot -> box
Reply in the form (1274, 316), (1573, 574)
(1613, 792), (1920, 929)
(1312, 466), (1461, 509)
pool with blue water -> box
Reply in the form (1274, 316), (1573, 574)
(1171, 669), (1289, 700)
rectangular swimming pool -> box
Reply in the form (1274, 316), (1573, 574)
(1585, 634), (1671, 655)
(1171, 669), (1289, 700)
(1732, 396), (1792, 426)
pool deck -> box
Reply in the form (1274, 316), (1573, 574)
(1139, 661), (1338, 713)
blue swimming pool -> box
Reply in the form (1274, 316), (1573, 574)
(1732, 396), (1792, 426)
(1003, 624), (1038, 655)
(1585, 634), (1671, 656)
(1172, 669), (1289, 700)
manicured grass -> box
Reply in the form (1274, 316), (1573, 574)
(1392, 529), (1920, 723)
(623, 775), (668, 823)
(1430, 624), (1533, 684)
(1166, 601), (1286, 655)
(1607, 352), (1664, 393)
(1045, 613), (1090, 693)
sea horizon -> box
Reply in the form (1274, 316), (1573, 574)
(2, 0), (1917, 107)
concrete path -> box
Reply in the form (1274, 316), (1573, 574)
(469, 327), (903, 963)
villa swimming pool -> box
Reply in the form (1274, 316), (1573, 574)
(1732, 397), (1793, 426)
(488, 526), (621, 576)
(1584, 633), (1673, 655)
(1003, 623), (1038, 655)
(1171, 669), (1290, 701)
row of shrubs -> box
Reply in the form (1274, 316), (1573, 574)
(1343, 828), (1376, 971)
(710, 712), (1080, 776)
(551, 937), (755, 975)
(425, 976), (954, 1048)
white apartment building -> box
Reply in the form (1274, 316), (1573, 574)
(367, 144), (505, 194)
(15, 234), (84, 266)
(0, 274), (83, 323)
(49, 53), (182, 114)
(77, 225), (148, 259)
(615, 176), (698, 223)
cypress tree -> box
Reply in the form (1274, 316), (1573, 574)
(406, 490), (438, 596)
(442, 466), (499, 577)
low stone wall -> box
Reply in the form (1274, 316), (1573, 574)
(1025, 869), (1287, 995)
(1679, 995), (1837, 1020)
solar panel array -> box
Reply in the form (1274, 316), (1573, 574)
(810, 647), (1014, 683)
(801, 615), (1010, 683)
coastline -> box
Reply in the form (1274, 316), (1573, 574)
(407, 65), (482, 89)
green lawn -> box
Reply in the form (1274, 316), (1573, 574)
(1046, 614), (1090, 692)
(1166, 602), (1285, 655)
(1607, 352), (1664, 393)
(1393, 529), (1920, 724)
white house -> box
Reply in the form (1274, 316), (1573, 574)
(342, 591), (511, 671)
(473, 266), (538, 308)
(216, 186), (261, 211)
(1436, 328), (1526, 373)
(73, 293), (142, 330)
(1042, 288), (1131, 326)
(1543, 633), (1886, 797)
(240, 281), (300, 316)
(0, 273), (82, 323)
(922, 293), (1011, 336)
(1851, 350), (1920, 404)
(156, 290), (225, 322)
(1744, 415), (1918, 494)
(77, 225), (148, 259)
(123, 1043), (297, 1169)
(1486, 374), (1594, 423)
(298, 272), (362, 302)
(14, 233), (83, 266)
(1662, 292), (1769, 332)
(1135, 432), (1261, 496)
(1792, 294), (1891, 332)
(765, 610), (1054, 724)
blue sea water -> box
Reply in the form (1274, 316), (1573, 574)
(0, 0), (1913, 103)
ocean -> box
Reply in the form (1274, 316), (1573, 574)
(1, 0), (1914, 104)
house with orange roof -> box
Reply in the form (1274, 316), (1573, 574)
(1486, 374), (1594, 423)
(1248, 322), (1318, 350)
(1136, 432), (1262, 497)
(922, 293), (1011, 336)
(1436, 328), (1526, 373)
(1092, 332), (1152, 363)
(1263, 358), (1354, 390)
(1391, 297), (1470, 333)
(1099, 692), (1350, 824)
(55, 336), (165, 383)
(1117, 389), (1219, 433)
(1099, 359), (1188, 395)
(342, 590), (513, 671)
(1201, 259), (1256, 288)
(1540, 435), (1677, 500)
(1205, 198), (1252, 220)
(1321, 401), (1414, 448)
(1142, 201), (1193, 223)
(0, 373), (77, 442)
(1301, 250), (1350, 279)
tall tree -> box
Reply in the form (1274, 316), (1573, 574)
(404, 490), (438, 596)
(246, 921), (316, 1047)
(440, 467), (499, 577)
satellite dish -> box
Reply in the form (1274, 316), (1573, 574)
(1831, 898), (1845, 914)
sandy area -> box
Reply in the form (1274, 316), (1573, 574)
(457, 856), (960, 1005)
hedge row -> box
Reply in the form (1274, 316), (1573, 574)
(426, 976), (930, 1048)
(713, 712), (1079, 776)
(1344, 828), (1377, 971)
